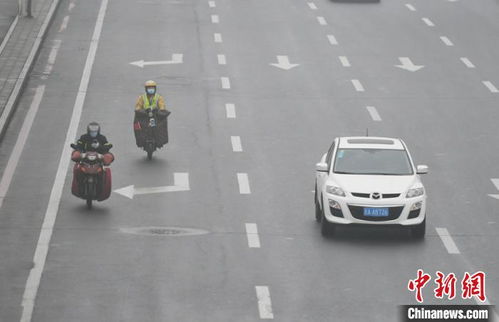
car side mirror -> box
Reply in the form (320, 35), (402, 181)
(417, 165), (429, 174)
(316, 162), (328, 172)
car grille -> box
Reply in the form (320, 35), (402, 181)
(351, 192), (401, 199)
(348, 205), (404, 221)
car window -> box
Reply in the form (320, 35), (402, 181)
(333, 148), (413, 175)
(325, 140), (336, 171)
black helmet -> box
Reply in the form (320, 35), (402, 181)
(87, 122), (100, 138)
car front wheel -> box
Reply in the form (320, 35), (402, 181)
(411, 218), (426, 239)
(315, 187), (321, 222)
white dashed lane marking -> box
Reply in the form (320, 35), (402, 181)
(43, 39), (62, 77)
(422, 17), (435, 27)
(217, 54), (226, 65)
(405, 3), (416, 11)
(327, 34), (338, 45)
(214, 33), (222, 43)
(59, 15), (69, 32)
(317, 16), (327, 25)
(245, 223), (261, 248)
(307, 2), (317, 10)
(440, 36), (454, 46)
(436, 227), (460, 254)
(255, 286), (274, 319)
(208, 0), (215, 7)
(339, 56), (350, 67)
(351, 79), (365, 92)
(231, 136), (243, 152)
(460, 57), (475, 68)
(237, 173), (251, 194)
(211, 15), (219, 23)
(366, 106), (381, 121)
(221, 77), (231, 89)
(483, 81), (499, 93)
(226, 103), (236, 118)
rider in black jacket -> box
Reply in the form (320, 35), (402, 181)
(74, 122), (112, 154)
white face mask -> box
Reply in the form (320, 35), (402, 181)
(146, 88), (156, 95)
(89, 131), (98, 138)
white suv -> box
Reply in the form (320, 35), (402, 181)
(315, 137), (428, 238)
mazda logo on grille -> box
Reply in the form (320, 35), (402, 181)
(371, 192), (381, 199)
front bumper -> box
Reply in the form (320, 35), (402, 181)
(322, 193), (426, 226)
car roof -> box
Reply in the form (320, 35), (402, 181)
(337, 136), (405, 150)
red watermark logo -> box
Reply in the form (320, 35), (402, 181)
(408, 270), (486, 303)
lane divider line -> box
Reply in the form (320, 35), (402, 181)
(217, 54), (226, 65)
(482, 81), (499, 93)
(221, 77), (231, 89)
(440, 36), (454, 46)
(351, 79), (365, 92)
(460, 57), (475, 68)
(256, 286), (274, 319)
(0, 86), (45, 209)
(317, 16), (327, 25)
(422, 17), (435, 27)
(307, 2), (317, 10)
(327, 34), (338, 45)
(339, 56), (350, 67)
(208, 0), (216, 7)
(20, 0), (109, 320)
(245, 223), (261, 248)
(231, 136), (243, 152)
(59, 15), (69, 32)
(366, 106), (381, 121)
(211, 14), (219, 24)
(237, 173), (251, 194)
(43, 39), (62, 77)
(405, 3), (416, 11)
(226, 103), (236, 118)
(214, 33), (222, 43)
(436, 227), (460, 254)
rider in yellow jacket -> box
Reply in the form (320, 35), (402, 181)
(135, 80), (167, 111)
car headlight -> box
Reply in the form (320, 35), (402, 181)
(406, 187), (424, 198)
(326, 185), (345, 197)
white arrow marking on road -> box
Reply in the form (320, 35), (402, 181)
(114, 173), (190, 199)
(488, 179), (499, 199)
(270, 55), (299, 70)
(395, 57), (424, 72)
(129, 54), (183, 68)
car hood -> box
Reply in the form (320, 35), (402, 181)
(330, 174), (419, 194)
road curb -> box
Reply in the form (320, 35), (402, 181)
(0, 0), (62, 140)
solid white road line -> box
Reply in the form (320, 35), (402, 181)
(20, 0), (109, 321)
(483, 81), (499, 93)
(217, 54), (226, 65)
(436, 228), (460, 254)
(214, 33), (222, 43)
(366, 106), (381, 121)
(422, 17), (434, 27)
(208, 0), (216, 7)
(327, 34), (338, 45)
(440, 36), (454, 46)
(226, 103), (236, 118)
(0, 86), (45, 209)
(405, 3), (416, 11)
(351, 79), (365, 92)
(59, 15), (69, 32)
(339, 56), (350, 67)
(231, 136), (243, 152)
(237, 173), (251, 194)
(255, 286), (274, 319)
(307, 2), (317, 10)
(211, 14), (219, 23)
(460, 57), (475, 68)
(245, 223), (261, 248)
(317, 16), (327, 25)
(221, 77), (231, 89)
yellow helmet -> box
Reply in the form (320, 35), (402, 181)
(144, 80), (157, 87)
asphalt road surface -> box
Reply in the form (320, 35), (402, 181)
(0, 0), (499, 321)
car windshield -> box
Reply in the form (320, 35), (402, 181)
(333, 148), (413, 175)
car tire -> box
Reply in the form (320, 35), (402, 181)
(411, 218), (426, 239)
(315, 186), (322, 222)
(321, 208), (336, 237)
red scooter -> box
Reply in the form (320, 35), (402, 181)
(70, 143), (114, 209)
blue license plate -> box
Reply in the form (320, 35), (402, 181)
(363, 207), (389, 217)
